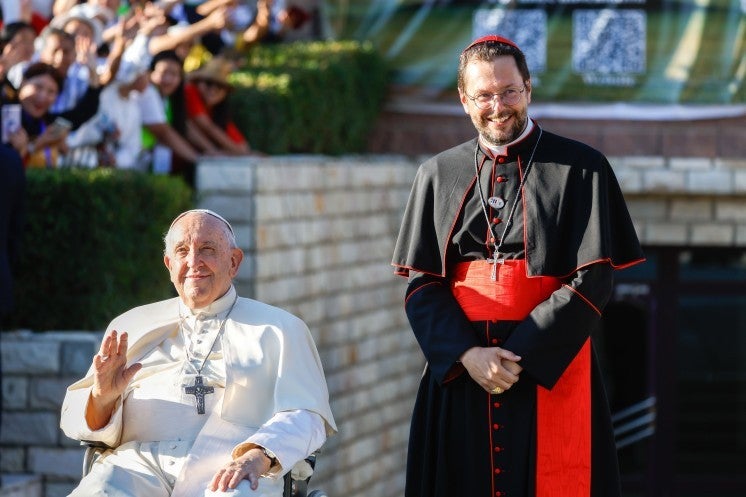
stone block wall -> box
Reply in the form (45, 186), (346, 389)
(1, 332), (101, 497)
(613, 157), (746, 246)
(2, 154), (745, 497)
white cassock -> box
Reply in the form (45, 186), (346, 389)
(61, 286), (337, 497)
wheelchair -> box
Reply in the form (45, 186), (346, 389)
(81, 442), (327, 497)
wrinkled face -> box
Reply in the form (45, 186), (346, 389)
(195, 79), (229, 108)
(19, 73), (60, 118)
(151, 59), (182, 97)
(459, 56), (531, 147)
(3, 27), (36, 61)
(164, 213), (243, 310)
(40, 34), (75, 75)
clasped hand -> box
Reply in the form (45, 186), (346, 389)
(460, 346), (523, 394)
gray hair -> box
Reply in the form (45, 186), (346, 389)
(163, 209), (238, 255)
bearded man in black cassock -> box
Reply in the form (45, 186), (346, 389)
(391, 35), (645, 497)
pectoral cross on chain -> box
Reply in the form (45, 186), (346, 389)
(488, 253), (505, 281)
(184, 375), (214, 414)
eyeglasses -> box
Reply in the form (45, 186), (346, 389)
(466, 86), (526, 109)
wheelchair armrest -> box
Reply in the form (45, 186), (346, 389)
(81, 440), (112, 449)
(80, 440), (113, 478)
(283, 452), (320, 497)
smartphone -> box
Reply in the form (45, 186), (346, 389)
(51, 117), (73, 131)
(47, 117), (73, 138)
(1, 104), (21, 143)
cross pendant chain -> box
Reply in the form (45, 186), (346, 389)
(184, 375), (214, 414)
(474, 127), (543, 284)
(488, 253), (505, 281)
(178, 293), (238, 415)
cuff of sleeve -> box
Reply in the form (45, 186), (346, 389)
(58, 386), (124, 448)
(231, 442), (282, 478)
(442, 362), (466, 384)
(84, 392), (125, 444)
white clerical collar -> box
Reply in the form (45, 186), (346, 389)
(179, 285), (237, 319)
(481, 119), (535, 157)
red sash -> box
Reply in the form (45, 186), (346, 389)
(451, 260), (591, 497)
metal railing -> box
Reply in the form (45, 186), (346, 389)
(612, 396), (657, 450)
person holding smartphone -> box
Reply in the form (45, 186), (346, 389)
(2, 62), (69, 168)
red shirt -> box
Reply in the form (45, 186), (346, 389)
(183, 82), (246, 145)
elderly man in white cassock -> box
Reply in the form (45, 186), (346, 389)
(61, 209), (337, 497)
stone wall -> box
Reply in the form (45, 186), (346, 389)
(613, 157), (746, 245)
(2, 154), (745, 497)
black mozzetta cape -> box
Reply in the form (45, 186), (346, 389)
(392, 124), (644, 278)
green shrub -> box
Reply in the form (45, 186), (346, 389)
(8, 169), (193, 331)
(229, 40), (388, 155)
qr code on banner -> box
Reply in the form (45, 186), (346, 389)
(572, 9), (646, 75)
(473, 9), (547, 75)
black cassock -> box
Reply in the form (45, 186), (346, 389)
(392, 123), (644, 497)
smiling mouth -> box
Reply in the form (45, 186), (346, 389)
(489, 115), (513, 126)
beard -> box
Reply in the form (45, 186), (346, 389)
(472, 107), (529, 147)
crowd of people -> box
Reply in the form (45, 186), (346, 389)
(0, 0), (312, 185)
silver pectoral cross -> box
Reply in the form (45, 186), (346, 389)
(488, 253), (505, 281)
(184, 375), (214, 414)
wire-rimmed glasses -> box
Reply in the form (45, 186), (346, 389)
(465, 85), (526, 109)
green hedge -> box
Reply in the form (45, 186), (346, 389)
(8, 169), (193, 331)
(229, 40), (388, 155)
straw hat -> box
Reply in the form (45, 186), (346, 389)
(73, 4), (115, 26)
(186, 57), (235, 90)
